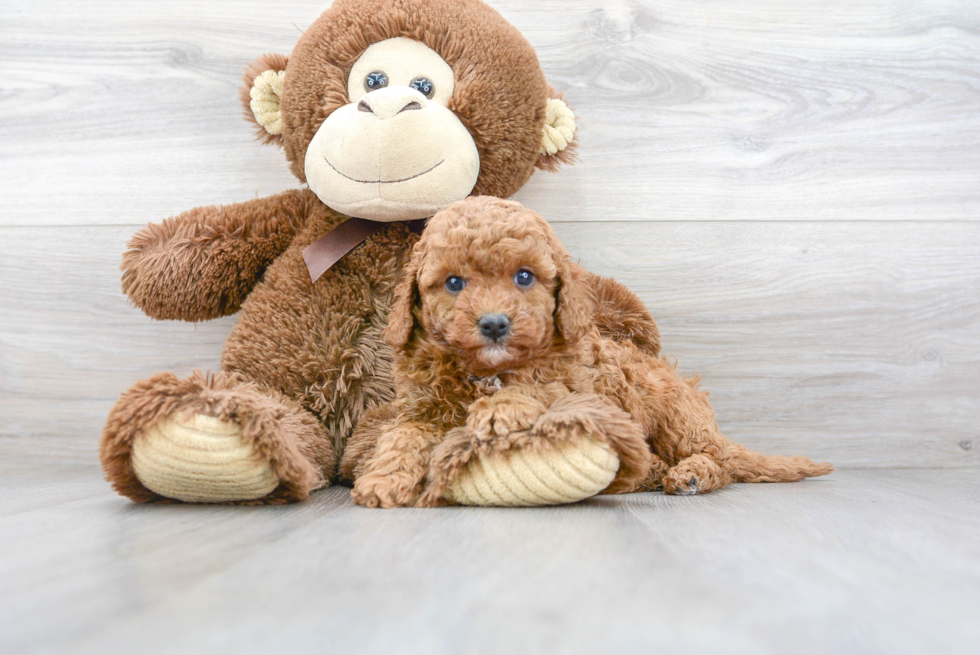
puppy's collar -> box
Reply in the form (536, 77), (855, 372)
(469, 374), (504, 394)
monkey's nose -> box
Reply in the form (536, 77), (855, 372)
(357, 88), (425, 119)
(478, 314), (511, 341)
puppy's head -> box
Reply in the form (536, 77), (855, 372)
(385, 196), (593, 373)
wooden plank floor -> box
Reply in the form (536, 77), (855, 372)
(1, 465), (978, 654)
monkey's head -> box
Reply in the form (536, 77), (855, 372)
(241, 0), (577, 222)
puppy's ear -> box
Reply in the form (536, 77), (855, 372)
(384, 246), (424, 350)
(554, 258), (594, 345)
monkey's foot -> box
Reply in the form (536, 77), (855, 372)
(444, 434), (620, 506)
(131, 413), (279, 503)
(419, 393), (652, 507)
(100, 370), (335, 504)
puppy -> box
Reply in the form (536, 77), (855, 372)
(344, 197), (832, 507)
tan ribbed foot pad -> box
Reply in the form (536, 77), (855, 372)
(131, 413), (280, 503)
(444, 437), (620, 507)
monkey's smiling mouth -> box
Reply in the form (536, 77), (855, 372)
(324, 157), (445, 184)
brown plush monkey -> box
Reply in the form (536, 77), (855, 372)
(99, 0), (661, 504)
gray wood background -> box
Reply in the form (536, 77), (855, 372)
(2, 0), (979, 469)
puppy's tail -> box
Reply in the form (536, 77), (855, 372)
(727, 445), (833, 483)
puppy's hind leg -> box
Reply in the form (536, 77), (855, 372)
(662, 454), (732, 495)
(661, 448), (834, 495)
(613, 452), (670, 493)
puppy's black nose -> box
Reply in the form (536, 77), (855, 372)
(478, 314), (511, 341)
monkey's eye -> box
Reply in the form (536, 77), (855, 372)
(514, 269), (535, 288)
(445, 275), (466, 293)
(364, 71), (388, 91)
(410, 77), (435, 99)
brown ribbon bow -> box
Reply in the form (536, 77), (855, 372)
(302, 217), (426, 283)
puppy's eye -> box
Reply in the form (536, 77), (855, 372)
(364, 71), (388, 91)
(445, 275), (466, 293)
(514, 269), (535, 288)
(410, 76), (435, 99)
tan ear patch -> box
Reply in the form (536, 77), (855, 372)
(250, 69), (286, 136)
(540, 98), (577, 156)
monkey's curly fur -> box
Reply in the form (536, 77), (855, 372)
(342, 197), (833, 508)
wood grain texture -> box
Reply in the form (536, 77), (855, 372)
(1, 465), (978, 654)
(1, 1), (978, 469)
(0, 0), (978, 225)
(2, 223), (977, 467)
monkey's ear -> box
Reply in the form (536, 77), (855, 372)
(383, 247), (424, 350)
(240, 53), (289, 146)
(536, 90), (578, 172)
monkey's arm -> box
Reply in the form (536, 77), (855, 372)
(586, 271), (661, 357)
(121, 189), (316, 321)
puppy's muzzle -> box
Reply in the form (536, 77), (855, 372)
(478, 314), (511, 341)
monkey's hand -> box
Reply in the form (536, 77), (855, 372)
(587, 269), (661, 357)
(122, 189), (318, 321)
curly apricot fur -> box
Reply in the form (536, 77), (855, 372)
(345, 197), (833, 506)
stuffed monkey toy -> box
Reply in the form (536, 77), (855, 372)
(99, 0), (661, 505)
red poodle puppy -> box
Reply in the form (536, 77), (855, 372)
(343, 196), (832, 507)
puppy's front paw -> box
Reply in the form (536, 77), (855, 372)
(467, 396), (547, 442)
(351, 471), (421, 508)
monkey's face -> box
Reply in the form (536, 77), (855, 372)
(244, 0), (579, 220)
(304, 38), (480, 222)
